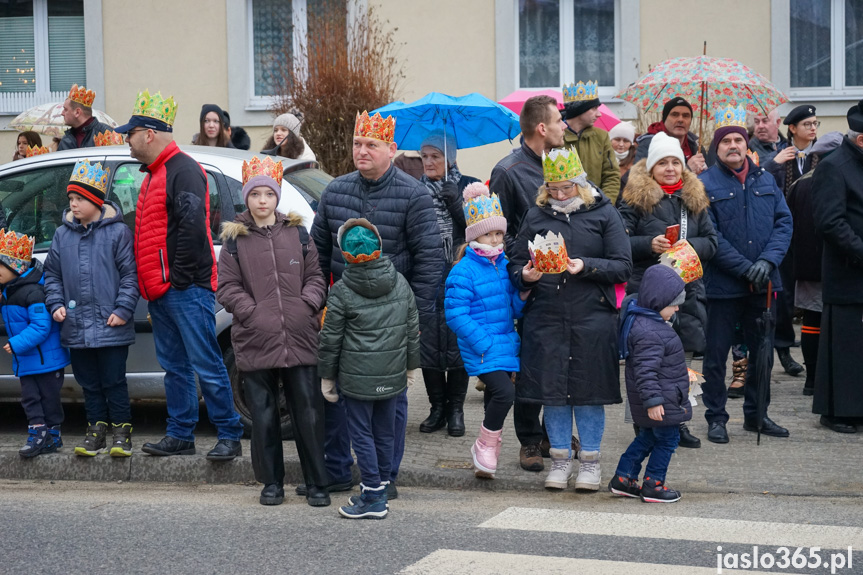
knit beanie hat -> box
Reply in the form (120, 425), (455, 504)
(420, 130), (456, 165)
(274, 113), (302, 137)
(67, 158), (108, 209)
(241, 156), (283, 206)
(713, 125), (749, 149)
(646, 132), (685, 173)
(463, 182), (506, 243)
(200, 104), (225, 124)
(662, 97), (693, 123)
(608, 120), (636, 143)
(338, 218), (382, 264)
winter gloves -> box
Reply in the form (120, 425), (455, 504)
(743, 259), (774, 291)
(321, 379), (339, 403)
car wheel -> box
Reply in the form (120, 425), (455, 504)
(223, 344), (294, 440)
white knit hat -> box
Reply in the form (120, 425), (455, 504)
(273, 113), (302, 137)
(608, 120), (635, 143)
(646, 131), (685, 173)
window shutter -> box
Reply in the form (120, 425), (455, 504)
(48, 14), (86, 92)
(0, 16), (36, 93)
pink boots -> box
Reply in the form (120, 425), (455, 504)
(472, 424), (502, 478)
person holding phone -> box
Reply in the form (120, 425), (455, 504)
(618, 132), (717, 448)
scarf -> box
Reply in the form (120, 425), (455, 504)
(618, 300), (666, 360)
(660, 179), (684, 194)
(469, 241), (504, 259)
(421, 163), (463, 263)
(613, 149), (629, 162)
(731, 160), (750, 185)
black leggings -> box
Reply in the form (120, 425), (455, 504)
(801, 309), (821, 389)
(479, 370), (514, 432)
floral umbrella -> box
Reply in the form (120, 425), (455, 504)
(7, 102), (117, 139)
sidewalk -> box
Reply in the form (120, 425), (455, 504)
(1, 346), (861, 497)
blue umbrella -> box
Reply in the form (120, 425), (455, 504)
(372, 92), (521, 152)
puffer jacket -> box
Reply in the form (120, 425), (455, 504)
(0, 261), (69, 377)
(445, 248), (525, 376)
(318, 254), (420, 401)
(619, 160), (717, 352)
(699, 158), (793, 298)
(563, 126), (621, 203)
(310, 164), (443, 318)
(44, 201), (139, 348)
(217, 211), (327, 373)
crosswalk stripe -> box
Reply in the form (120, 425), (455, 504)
(479, 507), (863, 550)
(399, 550), (778, 574)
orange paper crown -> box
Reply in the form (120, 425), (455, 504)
(94, 130), (124, 146)
(242, 156), (283, 187)
(69, 84), (95, 107)
(354, 111), (395, 143)
(528, 231), (569, 274)
(0, 229), (35, 275)
(659, 240), (703, 283)
(25, 145), (49, 157)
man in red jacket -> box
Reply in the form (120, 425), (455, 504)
(114, 90), (243, 459)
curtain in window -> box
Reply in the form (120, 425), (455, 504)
(573, 0), (614, 86)
(847, 0), (862, 87)
(790, 0), (831, 88)
(253, 0), (294, 97)
(519, 0), (559, 88)
(0, 3), (35, 94)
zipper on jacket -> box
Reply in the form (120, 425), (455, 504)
(37, 344), (44, 365)
(267, 230), (288, 353)
(159, 249), (167, 283)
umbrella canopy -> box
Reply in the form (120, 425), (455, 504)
(8, 102), (118, 138)
(372, 92), (521, 151)
(498, 89), (620, 132)
(752, 285), (775, 446)
(616, 56), (789, 117)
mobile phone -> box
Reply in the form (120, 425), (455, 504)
(665, 224), (680, 245)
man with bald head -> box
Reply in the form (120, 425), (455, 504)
(749, 110), (788, 164)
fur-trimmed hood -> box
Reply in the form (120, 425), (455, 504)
(622, 159), (709, 215)
(220, 210), (304, 242)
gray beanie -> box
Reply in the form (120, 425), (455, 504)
(420, 131), (456, 165)
(273, 113), (302, 137)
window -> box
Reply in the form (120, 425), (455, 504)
(789, 0), (862, 94)
(517, 0), (616, 89)
(0, 164), (76, 249)
(0, 0), (86, 113)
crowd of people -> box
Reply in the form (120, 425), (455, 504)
(4, 81), (863, 519)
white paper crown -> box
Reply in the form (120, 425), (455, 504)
(528, 231), (568, 274)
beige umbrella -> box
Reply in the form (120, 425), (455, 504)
(7, 102), (117, 138)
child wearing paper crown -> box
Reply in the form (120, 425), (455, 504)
(44, 159), (139, 458)
(445, 182), (534, 479)
(0, 230), (69, 458)
(216, 156), (330, 508)
(317, 218), (420, 520)
(611, 264), (689, 503)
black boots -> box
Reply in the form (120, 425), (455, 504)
(420, 369), (468, 436)
(419, 372), (447, 433)
(776, 347), (804, 376)
(445, 370), (468, 437)
(678, 424), (701, 448)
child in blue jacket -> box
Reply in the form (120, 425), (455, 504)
(445, 182), (535, 479)
(0, 230), (70, 458)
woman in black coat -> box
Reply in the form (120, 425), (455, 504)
(416, 132), (480, 437)
(508, 148), (631, 491)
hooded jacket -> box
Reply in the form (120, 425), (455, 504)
(563, 125), (621, 203)
(44, 201), (139, 348)
(317, 221), (420, 401)
(216, 211), (327, 372)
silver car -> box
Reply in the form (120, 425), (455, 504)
(0, 145), (331, 437)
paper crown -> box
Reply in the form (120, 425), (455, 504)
(746, 149), (760, 166)
(659, 240), (703, 284)
(94, 130), (124, 146)
(462, 183), (504, 228)
(542, 148), (586, 183)
(242, 156), (283, 187)
(714, 105), (747, 129)
(528, 231), (568, 274)
(563, 81), (598, 103)
(0, 229), (35, 276)
(354, 111), (395, 143)
(133, 90), (178, 127)
(69, 84), (95, 107)
(25, 145), (49, 157)
(69, 159), (110, 196)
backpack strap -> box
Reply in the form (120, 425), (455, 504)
(298, 226), (309, 257)
(224, 236), (239, 261)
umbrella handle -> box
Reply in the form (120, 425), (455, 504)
(766, 281), (772, 310)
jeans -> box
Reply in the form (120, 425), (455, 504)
(614, 425), (680, 483)
(344, 395), (398, 489)
(544, 404), (605, 454)
(703, 295), (774, 425)
(149, 286), (243, 442)
(479, 370), (514, 431)
(20, 369), (64, 427)
(70, 346), (131, 424)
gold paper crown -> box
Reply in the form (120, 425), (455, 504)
(94, 130), (124, 146)
(25, 145), (49, 157)
(714, 105), (747, 129)
(69, 159), (109, 195)
(0, 229), (35, 275)
(354, 111), (395, 143)
(69, 84), (95, 107)
(133, 90), (178, 127)
(528, 231), (569, 274)
(542, 148), (586, 183)
(563, 81), (598, 103)
(242, 156), (283, 187)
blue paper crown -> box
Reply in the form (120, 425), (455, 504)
(69, 159), (109, 194)
(463, 194), (504, 228)
(714, 106), (748, 129)
(563, 81), (598, 103)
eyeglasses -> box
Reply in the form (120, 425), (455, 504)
(546, 183), (575, 194)
(127, 128), (148, 138)
(801, 121), (821, 129)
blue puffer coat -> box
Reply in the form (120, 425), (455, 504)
(699, 158), (793, 298)
(44, 201), (139, 348)
(445, 248), (525, 376)
(0, 260), (69, 376)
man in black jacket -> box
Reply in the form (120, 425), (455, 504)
(811, 100), (863, 434)
(57, 84), (114, 151)
(308, 111), (443, 497)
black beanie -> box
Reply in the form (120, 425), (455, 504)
(199, 104), (225, 124)
(564, 99), (600, 120)
(662, 97), (693, 123)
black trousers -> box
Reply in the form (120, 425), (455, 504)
(70, 346), (131, 424)
(800, 309), (821, 390)
(243, 366), (328, 488)
(774, 254), (796, 349)
(479, 370), (514, 432)
(20, 369), (65, 427)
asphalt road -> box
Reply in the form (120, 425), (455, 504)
(1, 480), (861, 575)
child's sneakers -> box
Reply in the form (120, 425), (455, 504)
(110, 423), (133, 457)
(640, 477), (681, 503)
(74, 421), (108, 457)
(339, 483), (388, 519)
(19, 425), (57, 458)
(608, 475), (641, 498)
(48, 425), (62, 449)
